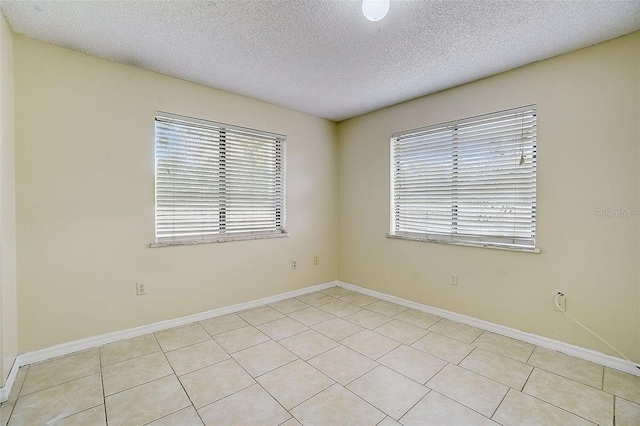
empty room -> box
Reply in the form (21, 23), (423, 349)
(0, 0), (639, 425)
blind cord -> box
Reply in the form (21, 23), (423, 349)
(554, 292), (639, 370)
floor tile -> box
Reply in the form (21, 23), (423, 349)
(378, 345), (447, 384)
(378, 416), (402, 426)
(344, 310), (393, 329)
(426, 364), (508, 417)
(296, 292), (336, 307)
(472, 331), (535, 363)
(238, 306), (285, 326)
(411, 332), (474, 364)
(155, 324), (211, 352)
(10, 374), (103, 426)
(374, 320), (427, 345)
(257, 317), (309, 341)
(366, 301), (407, 317)
(347, 366), (428, 420)
(321, 286), (355, 298)
(393, 309), (441, 329)
(290, 384), (385, 426)
(603, 367), (640, 404)
(0, 404), (13, 426)
(280, 417), (302, 426)
(318, 300), (362, 317)
(460, 348), (533, 390)
(288, 307), (335, 326)
(280, 330), (339, 360)
(339, 293), (379, 307)
(199, 314), (248, 336)
(493, 389), (594, 426)
(232, 340), (297, 377)
(269, 298), (311, 315)
(100, 334), (161, 367)
(165, 339), (230, 376)
(400, 391), (498, 426)
(49, 405), (106, 426)
(341, 330), (400, 360)
(308, 345), (378, 385)
(102, 351), (173, 395)
(105, 375), (190, 426)
(5, 367), (28, 405)
(213, 325), (270, 353)
(198, 384), (290, 426)
(428, 318), (483, 344)
(257, 360), (334, 409)
(147, 405), (203, 426)
(179, 359), (255, 408)
(147, 406), (203, 426)
(311, 317), (363, 341)
(20, 349), (100, 396)
(527, 347), (603, 389)
(615, 397), (640, 426)
(523, 368), (613, 426)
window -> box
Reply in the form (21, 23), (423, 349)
(153, 112), (286, 246)
(390, 105), (537, 251)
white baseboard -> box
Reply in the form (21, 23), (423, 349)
(2, 278), (637, 402)
(0, 280), (337, 402)
(336, 280), (640, 377)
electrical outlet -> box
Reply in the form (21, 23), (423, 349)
(450, 273), (458, 286)
(314, 256), (319, 266)
(555, 293), (566, 311)
(291, 260), (297, 269)
(136, 282), (146, 296)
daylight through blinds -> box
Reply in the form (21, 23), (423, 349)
(391, 105), (537, 249)
(155, 112), (286, 243)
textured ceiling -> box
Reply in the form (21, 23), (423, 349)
(2, 1), (640, 121)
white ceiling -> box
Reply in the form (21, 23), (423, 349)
(2, 1), (639, 121)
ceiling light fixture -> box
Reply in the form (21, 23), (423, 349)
(362, 0), (390, 22)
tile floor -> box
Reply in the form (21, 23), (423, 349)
(1, 286), (639, 425)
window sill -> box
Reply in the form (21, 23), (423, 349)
(150, 232), (289, 248)
(386, 233), (540, 253)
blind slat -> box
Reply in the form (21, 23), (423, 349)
(391, 106), (537, 247)
(155, 112), (287, 242)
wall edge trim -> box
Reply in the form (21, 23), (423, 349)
(336, 280), (640, 377)
(0, 279), (337, 402)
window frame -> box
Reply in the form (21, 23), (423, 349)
(388, 105), (539, 253)
(151, 111), (287, 247)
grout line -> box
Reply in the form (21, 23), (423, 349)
(98, 344), (107, 423)
(396, 388), (432, 424)
(470, 329), (486, 345)
(151, 333), (206, 426)
(525, 345), (536, 364)
(457, 346), (477, 365)
(46, 403), (104, 424)
(490, 387), (510, 419)
(2, 367), (29, 424)
(16, 370), (100, 400)
(520, 367), (611, 424)
(101, 347), (163, 369)
(520, 367), (535, 391)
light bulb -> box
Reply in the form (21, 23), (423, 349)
(362, 0), (390, 22)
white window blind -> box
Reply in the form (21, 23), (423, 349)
(390, 105), (537, 250)
(154, 112), (286, 245)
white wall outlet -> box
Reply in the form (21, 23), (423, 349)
(291, 260), (297, 269)
(136, 282), (146, 296)
(555, 293), (566, 311)
(313, 256), (319, 266)
(450, 273), (458, 286)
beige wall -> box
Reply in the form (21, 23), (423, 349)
(0, 11), (16, 384)
(14, 36), (338, 352)
(337, 32), (640, 362)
